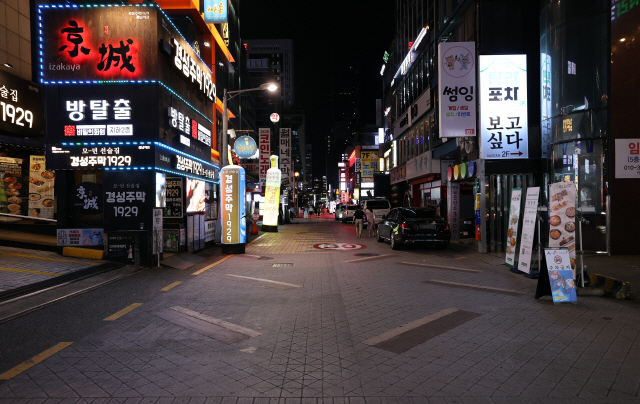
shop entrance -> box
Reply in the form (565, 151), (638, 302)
(487, 173), (535, 253)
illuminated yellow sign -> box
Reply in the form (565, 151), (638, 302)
(563, 118), (573, 133)
(263, 155), (281, 226)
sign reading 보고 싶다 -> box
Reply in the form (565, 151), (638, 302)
(39, 5), (215, 103)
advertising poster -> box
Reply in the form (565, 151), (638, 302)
(614, 139), (640, 178)
(28, 156), (55, 219)
(360, 151), (379, 180)
(163, 229), (180, 252)
(0, 157), (25, 216)
(479, 55), (529, 159)
(545, 248), (578, 304)
(263, 156), (281, 227)
(57, 228), (104, 246)
(103, 171), (149, 231)
(518, 187), (540, 273)
(549, 182), (577, 267)
(164, 177), (183, 218)
(152, 208), (163, 255)
(279, 128), (292, 188)
(505, 188), (522, 267)
(185, 178), (206, 213)
(108, 233), (134, 264)
(447, 183), (460, 241)
(438, 42), (476, 138)
(220, 165), (247, 244)
(259, 128), (270, 185)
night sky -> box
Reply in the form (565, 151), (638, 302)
(240, 1), (395, 180)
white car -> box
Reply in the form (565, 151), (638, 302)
(363, 198), (391, 225)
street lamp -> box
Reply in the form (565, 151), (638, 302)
(294, 171), (300, 216)
(221, 83), (278, 167)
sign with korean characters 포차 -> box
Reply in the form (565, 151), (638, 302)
(279, 128), (292, 188)
(28, 156), (55, 219)
(479, 55), (529, 159)
(517, 187), (540, 273)
(46, 143), (154, 170)
(548, 182), (577, 267)
(504, 189), (522, 267)
(220, 165), (246, 245)
(103, 171), (150, 231)
(615, 139), (640, 178)
(0, 69), (43, 138)
(544, 248), (578, 304)
(259, 128), (270, 185)
(438, 42), (476, 138)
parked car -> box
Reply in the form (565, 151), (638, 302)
(376, 207), (450, 250)
(362, 198), (391, 225)
(341, 205), (360, 223)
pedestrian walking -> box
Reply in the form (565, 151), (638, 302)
(366, 208), (376, 237)
(303, 206), (308, 219)
(352, 207), (365, 238)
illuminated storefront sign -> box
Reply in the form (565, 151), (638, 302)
(168, 107), (212, 147)
(360, 151), (379, 179)
(259, 128), (270, 185)
(541, 53), (552, 158)
(479, 54), (528, 159)
(233, 135), (257, 158)
(204, 0), (228, 23)
(46, 142), (154, 169)
(220, 165), (246, 245)
(263, 155), (281, 226)
(171, 38), (215, 102)
(279, 128), (292, 188)
(0, 69), (44, 137)
(438, 42), (476, 138)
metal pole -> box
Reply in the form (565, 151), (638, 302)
(222, 88), (228, 167)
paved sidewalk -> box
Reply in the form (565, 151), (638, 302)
(0, 219), (639, 403)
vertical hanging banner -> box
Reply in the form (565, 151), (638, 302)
(220, 166), (246, 245)
(438, 42), (476, 138)
(479, 55), (529, 159)
(518, 187), (540, 273)
(505, 188), (522, 267)
(541, 53), (553, 158)
(548, 182), (577, 271)
(279, 128), (292, 188)
(259, 128), (270, 186)
(447, 183), (460, 241)
(263, 155), (281, 226)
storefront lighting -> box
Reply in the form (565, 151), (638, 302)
(155, 166), (217, 184)
(155, 141), (220, 169)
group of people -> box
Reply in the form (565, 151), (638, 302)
(352, 207), (376, 238)
(301, 205), (324, 218)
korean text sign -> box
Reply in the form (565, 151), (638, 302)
(518, 187), (540, 273)
(360, 151), (379, 179)
(279, 128), (292, 188)
(615, 139), (640, 178)
(438, 42), (476, 138)
(0, 69), (44, 138)
(504, 188), (522, 268)
(479, 55), (529, 159)
(447, 183), (460, 241)
(103, 170), (150, 231)
(220, 166), (246, 244)
(545, 248), (578, 304)
(204, 0), (228, 23)
(259, 128), (270, 185)
(263, 156), (281, 227)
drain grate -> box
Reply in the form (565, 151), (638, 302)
(354, 253), (380, 257)
(272, 263), (293, 267)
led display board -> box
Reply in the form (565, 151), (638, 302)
(220, 165), (246, 244)
(438, 42), (476, 138)
(479, 55), (528, 159)
(46, 142), (155, 170)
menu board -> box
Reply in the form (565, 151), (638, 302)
(0, 157), (25, 216)
(518, 187), (540, 273)
(505, 188), (522, 268)
(548, 182), (577, 269)
(29, 156), (55, 219)
(544, 248), (577, 304)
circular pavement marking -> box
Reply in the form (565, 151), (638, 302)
(313, 243), (367, 251)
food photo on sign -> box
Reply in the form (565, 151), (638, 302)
(548, 182), (577, 270)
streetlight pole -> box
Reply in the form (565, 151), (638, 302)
(221, 83), (278, 167)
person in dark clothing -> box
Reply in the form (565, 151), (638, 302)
(352, 207), (365, 238)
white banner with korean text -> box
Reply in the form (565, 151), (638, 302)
(258, 128), (270, 186)
(518, 187), (540, 273)
(279, 128), (292, 188)
(438, 42), (476, 138)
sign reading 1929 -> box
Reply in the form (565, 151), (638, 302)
(103, 171), (151, 232)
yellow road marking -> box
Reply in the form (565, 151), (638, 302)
(0, 342), (74, 380)
(160, 281), (182, 291)
(0, 266), (61, 277)
(192, 254), (234, 275)
(0, 251), (99, 265)
(103, 303), (143, 321)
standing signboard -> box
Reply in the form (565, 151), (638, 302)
(220, 165), (247, 245)
(479, 55), (529, 159)
(152, 208), (163, 255)
(438, 42), (476, 138)
(447, 183), (460, 240)
(259, 128), (270, 186)
(103, 171), (150, 231)
(544, 248), (578, 304)
(548, 182), (577, 268)
(505, 188), (522, 267)
(615, 139), (640, 178)
(279, 128), (292, 188)
(517, 187), (540, 273)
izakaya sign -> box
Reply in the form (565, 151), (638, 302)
(39, 5), (214, 102)
(479, 55), (529, 159)
(438, 42), (476, 138)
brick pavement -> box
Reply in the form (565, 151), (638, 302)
(0, 246), (103, 293)
(1, 218), (639, 403)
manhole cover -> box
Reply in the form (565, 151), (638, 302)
(272, 263), (293, 267)
(257, 256), (274, 260)
(354, 253), (380, 257)
(313, 243), (366, 251)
